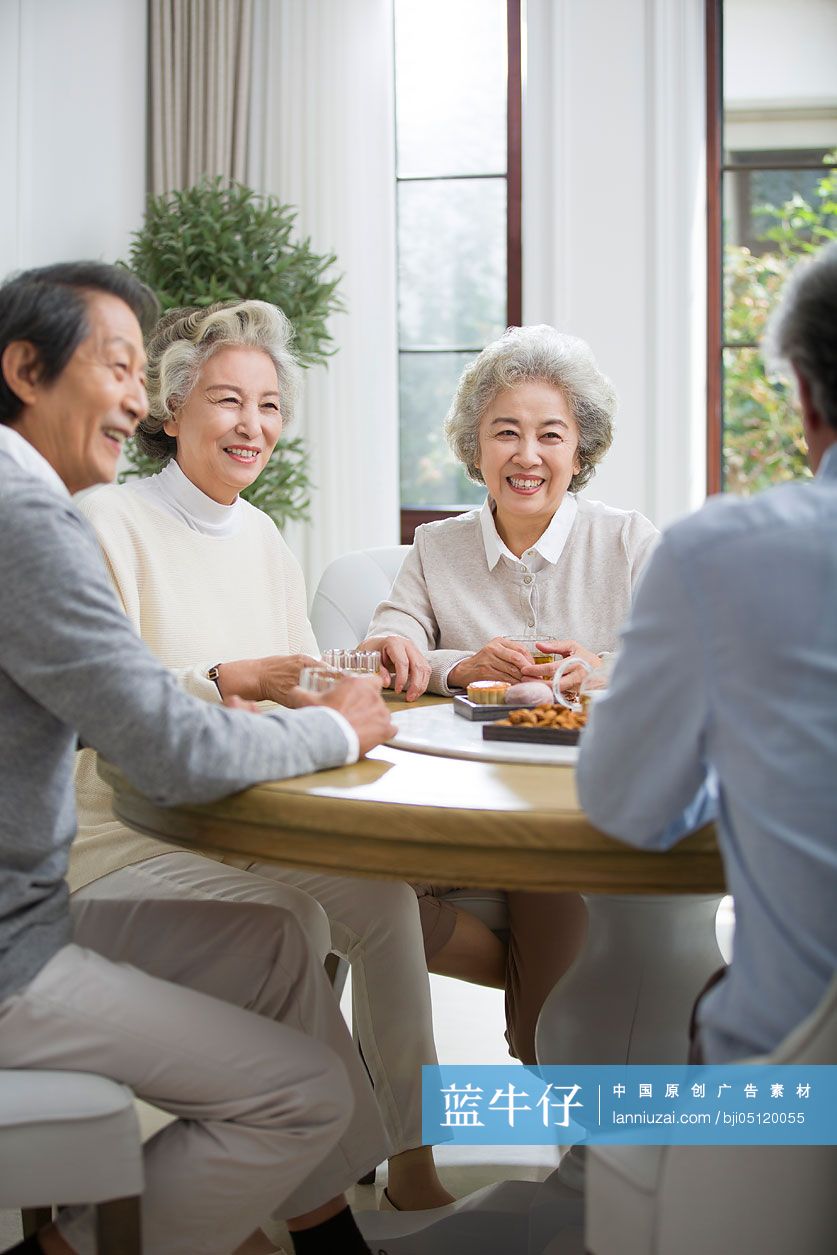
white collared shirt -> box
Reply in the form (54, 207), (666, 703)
(479, 492), (578, 573)
(0, 424), (70, 499)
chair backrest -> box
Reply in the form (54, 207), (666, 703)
(652, 982), (837, 1254)
(310, 545), (410, 650)
(586, 973), (837, 1255)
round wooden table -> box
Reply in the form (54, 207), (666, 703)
(98, 695), (726, 1068)
(98, 696), (722, 895)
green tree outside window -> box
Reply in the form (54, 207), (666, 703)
(723, 151), (837, 494)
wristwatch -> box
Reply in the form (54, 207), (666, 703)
(207, 663), (223, 696)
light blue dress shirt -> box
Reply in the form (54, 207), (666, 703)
(577, 445), (837, 1062)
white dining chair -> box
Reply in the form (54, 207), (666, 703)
(0, 1069), (143, 1254)
(311, 544), (511, 952)
(310, 545), (411, 650)
(585, 972), (837, 1255)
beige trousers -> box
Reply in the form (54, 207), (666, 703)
(77, 851), (437, 1154)
(0, 895), (387, 1255)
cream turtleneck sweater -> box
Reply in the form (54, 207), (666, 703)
(129, 457), (244, 537)
(69, 467), (321, 891)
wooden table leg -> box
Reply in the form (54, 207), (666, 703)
(96, 1195), (141, 1255)
(21, 1207), (52, 1237)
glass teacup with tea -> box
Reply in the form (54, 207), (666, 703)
(506, 634), (561, 666)
(299, 650), (382, 694)
(321, 648), (381, 678)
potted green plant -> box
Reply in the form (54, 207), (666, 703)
(120, 177), (343, 526)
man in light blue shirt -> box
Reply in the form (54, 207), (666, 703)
(577, 242), (837, 1063)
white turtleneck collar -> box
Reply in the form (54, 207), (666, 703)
(127, 458), (244, 537)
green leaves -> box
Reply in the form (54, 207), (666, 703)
(723, 149), (837, 494)
(123, 175), (344, 368)
(119, 177), (341, 525)
(756, 165), (837, 259)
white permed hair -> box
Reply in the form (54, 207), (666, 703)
(764, 240), (837, 432)
(444, 325), (617, 491)
(137, 300), (301, 461)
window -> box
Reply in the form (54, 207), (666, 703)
(707, 0), (837, 494)
(393, 0), (522, 541)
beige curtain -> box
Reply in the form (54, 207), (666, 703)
(149, 0), (254, 194)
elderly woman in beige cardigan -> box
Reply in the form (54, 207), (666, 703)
(362, 324), (659, 1062)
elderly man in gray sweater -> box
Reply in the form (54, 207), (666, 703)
(0, 262), (394, 1255)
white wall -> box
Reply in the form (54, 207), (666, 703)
(725, 0), (837, 107)
(725, 0), (837, 152)
(524, 0), (707, 527)
(0, 0), (147, 281)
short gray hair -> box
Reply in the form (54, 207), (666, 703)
(136, 300), (302, 461)
(765, 241), (837, 432)
(444, 324), (617, 491)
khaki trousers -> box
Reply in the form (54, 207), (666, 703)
(77, 851), (437, 1154)
(0, 895), (387, 1255)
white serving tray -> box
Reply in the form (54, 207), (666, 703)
(390, 703), (579, 766)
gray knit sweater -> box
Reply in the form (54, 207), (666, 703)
(0, 454), (347, 1001)
(368, 497), (659, 693)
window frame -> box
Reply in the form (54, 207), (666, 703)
(706, 0), (723, 496)
(398, 0), (523, 543)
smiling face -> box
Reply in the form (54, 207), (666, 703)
(7, 291), (148, 493)
(475, 379), (581, 542)
(163, 346), (282, 505)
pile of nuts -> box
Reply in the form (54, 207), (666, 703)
(496, 702), (587, 730)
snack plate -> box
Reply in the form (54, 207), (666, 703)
(483, 723), (580, 746)
(390, 703), (578, 766)
(452, 694), (522, 722)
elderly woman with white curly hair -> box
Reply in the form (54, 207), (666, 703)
(362, 324), (659, 1063)
(71, 298), (454, 1213)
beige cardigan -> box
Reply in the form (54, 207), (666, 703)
(367, 496), (659, 693)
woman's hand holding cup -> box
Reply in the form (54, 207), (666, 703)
(357, 635), (431, 701)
